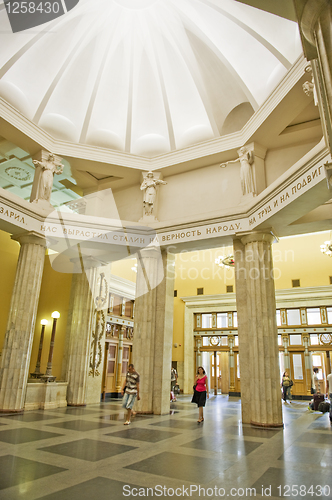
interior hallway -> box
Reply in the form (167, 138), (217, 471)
(0, 396), (331, 500)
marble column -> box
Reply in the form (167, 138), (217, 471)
(295, 0), (332, 153)
(133, 248), (174, 415)
(233, 238), (251, 422)
(115, 326), (124, 392)
(303, 334), (312, 395)
(213, 351), (217, 395)
(63, 268), (96, 406)
(234, 232), (283, 427)
(0, 232), (46, 412)
(326, 351), (331, 375)
(282, 334), (290, 371)
(197, 337), (202, 368)
(228, 335), (235, 393)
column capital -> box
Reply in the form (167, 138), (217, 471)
(137, 245), (161, 259)
(295, 0), (329, 46)
(239, 230), (278, 246)
(70, 255), (107, 271)
(11, 231), (46, 248)
(240, 141), (267, 160)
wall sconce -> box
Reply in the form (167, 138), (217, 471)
(30, 319), (48, 378)
(320, 239), (332, 257)
(41, 311), (60, 382)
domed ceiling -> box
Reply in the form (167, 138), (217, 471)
(0, 0), (302, 157)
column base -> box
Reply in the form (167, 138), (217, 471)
(25, 381), (68, 411)
(40, 375), (56, 382)
(30, 372), (44, 379)
(0, 409), (24, 414)
(251, 420), (284, 428)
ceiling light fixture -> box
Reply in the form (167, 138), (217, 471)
(320, 239), (332, 257)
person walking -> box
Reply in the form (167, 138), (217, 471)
(326, 371), (332, 401)
(170, 366), (178, 402)
(121, 363), (140, 425)
(171, 366), (178, 391)
(281, 371), (292, 403)
(312, 367), (320, 394)
(191, 366), (209, 423)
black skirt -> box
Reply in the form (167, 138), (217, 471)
(191, 390), (206, 407)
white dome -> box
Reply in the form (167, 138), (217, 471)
(0, 0), (302, 156)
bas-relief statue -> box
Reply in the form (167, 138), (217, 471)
(324, 161), (332, 189)
(140, 171), (166, 217)
(32, 153), (64, 203)
(220, 146), (256, 196)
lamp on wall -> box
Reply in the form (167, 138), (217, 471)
(215, 255), (235, 268)
(320, 238), (332, 257)
(30, 319), (48, 378)
(41, 311), (60, 382)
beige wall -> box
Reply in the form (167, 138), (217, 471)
(265, 139), (321, 186)
(29, 257), (73, 380)
(0, 229), (73, 380)
(0, 230), (20, 352)
(110, 258), (137, 283)
(172, 231), (332, 362)
(112, 139), (323, 224)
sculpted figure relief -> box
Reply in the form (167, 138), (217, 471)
(140, 171), (166, 217)
(324, 161), (332, 189)
(33, 153), (64, 202)
(303, 65), (318, 105)
(221, 146), (255, 196)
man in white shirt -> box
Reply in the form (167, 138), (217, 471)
(312, 367), (320, 394)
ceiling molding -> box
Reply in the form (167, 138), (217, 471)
(0, 55), (308, 173)
(181, 285), (332, 308)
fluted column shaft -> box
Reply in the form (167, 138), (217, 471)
(196, 337), (202, 368)
(65, 269), (96, 406)
(0, 232), (46, 412)
(228, 335), (235, 392)
(115, 327), (124, 392)
(133, 248), (174, 415)
(295, 0), (332, 152)
(234, 232), (283, 427)
(303, 334), (312, 395)
(282, 334), (290, 371)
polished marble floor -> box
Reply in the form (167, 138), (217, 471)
(0, 396), (331, 499)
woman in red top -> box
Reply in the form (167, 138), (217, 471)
(191, 366), (209, 422)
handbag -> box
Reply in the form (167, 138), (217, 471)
(289, 380), (294, 387)
(193, 384), (197, 391)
